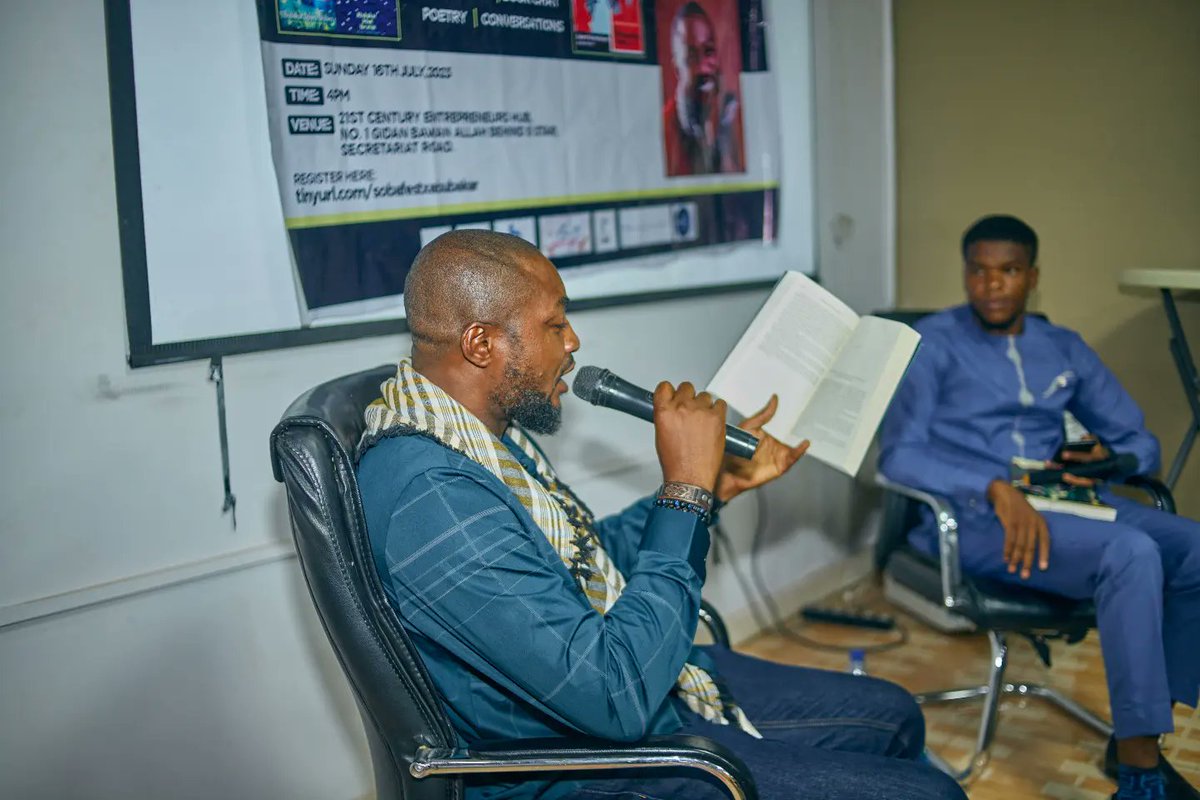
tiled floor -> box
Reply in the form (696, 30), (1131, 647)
(738, 584), (1199, 799)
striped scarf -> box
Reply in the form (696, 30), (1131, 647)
(360, 360), (760, 737)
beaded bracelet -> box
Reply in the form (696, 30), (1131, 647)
(653, 496), (711, 522)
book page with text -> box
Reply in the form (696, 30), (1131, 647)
(790, 316), (919, 474)
(708, 272), (860, 446)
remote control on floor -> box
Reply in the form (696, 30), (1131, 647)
(800, 606), (897, 631)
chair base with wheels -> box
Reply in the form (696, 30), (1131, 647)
(914, 630), (1113, 781)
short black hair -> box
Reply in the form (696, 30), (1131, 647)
(961, 215), (1038, 264)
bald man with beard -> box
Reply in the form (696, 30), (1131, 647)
(355, 230), (965, 800)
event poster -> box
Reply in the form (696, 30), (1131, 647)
(256, 0), (778, 316)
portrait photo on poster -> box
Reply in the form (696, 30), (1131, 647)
(657, 0), (747, 177)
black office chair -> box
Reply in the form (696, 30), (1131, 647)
(270, 364), (757, 800)
(872, 310), (1177, 782)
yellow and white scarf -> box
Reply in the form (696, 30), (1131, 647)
(360, 360), (760, 737)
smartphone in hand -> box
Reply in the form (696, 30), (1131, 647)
(1058, 440), (1097, 456)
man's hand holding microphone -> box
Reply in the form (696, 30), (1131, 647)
(652, 381), (810, 504)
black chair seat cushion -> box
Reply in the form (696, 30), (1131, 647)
(887, 546), (1096, 632)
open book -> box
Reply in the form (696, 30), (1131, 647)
(707, 272), (920, 476)
(1017, 486), (1117, 522)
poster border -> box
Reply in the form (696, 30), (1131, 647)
(105, 0), (783, 369)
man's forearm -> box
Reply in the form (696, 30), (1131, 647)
(880, 444), (1005, 502)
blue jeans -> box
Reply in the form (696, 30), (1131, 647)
(558, 646), (965, 800)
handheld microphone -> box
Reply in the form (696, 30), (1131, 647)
(571, 366), (760, 460)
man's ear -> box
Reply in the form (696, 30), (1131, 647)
(461, 322), (497, 368)
(1029, 265), (1040, 291)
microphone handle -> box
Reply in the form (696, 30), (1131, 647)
(594, 373), (759, 459)
(591, 375), (655, 421)
(724, 427), (759, 460)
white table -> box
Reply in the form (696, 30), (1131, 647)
(1119, 268), (1200, 489)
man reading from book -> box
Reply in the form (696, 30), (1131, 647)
(357, 230), (965, 800)
(880, 215), (1200, 800)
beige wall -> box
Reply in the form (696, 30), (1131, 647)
(893, 0), (1200, 514)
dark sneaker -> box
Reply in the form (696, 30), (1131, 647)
(1104, 736), (1199, 799)
(1160, 757), (1199, 799)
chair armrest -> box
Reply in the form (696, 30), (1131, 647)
(875, 474), (963, 609)
(412, 733), (758, 800)
(699, 600), (731, 647)
(1122, 476), (1177, 514)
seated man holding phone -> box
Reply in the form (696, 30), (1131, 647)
(880, 215), (1200, 800)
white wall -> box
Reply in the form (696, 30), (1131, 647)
(0, 2), (893, 798)
(812, 0), (897, 313)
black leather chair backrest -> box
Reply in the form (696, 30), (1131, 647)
(871, 310), (940, 570)
(270, 364), (462, 800)
(875, 490), (925, 573)
(872, 309), (938, 328)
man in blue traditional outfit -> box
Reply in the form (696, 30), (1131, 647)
(880, 215), (1200, 800)
(356, 229), (965, 799)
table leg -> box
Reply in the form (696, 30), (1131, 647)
(1162, 288), (1200, 490)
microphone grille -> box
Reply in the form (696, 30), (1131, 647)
(571, 366), (608, 404)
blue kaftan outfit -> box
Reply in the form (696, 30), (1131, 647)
(880, 305), (1200, 739)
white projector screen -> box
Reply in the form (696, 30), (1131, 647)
(108, 0), (814, 366)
